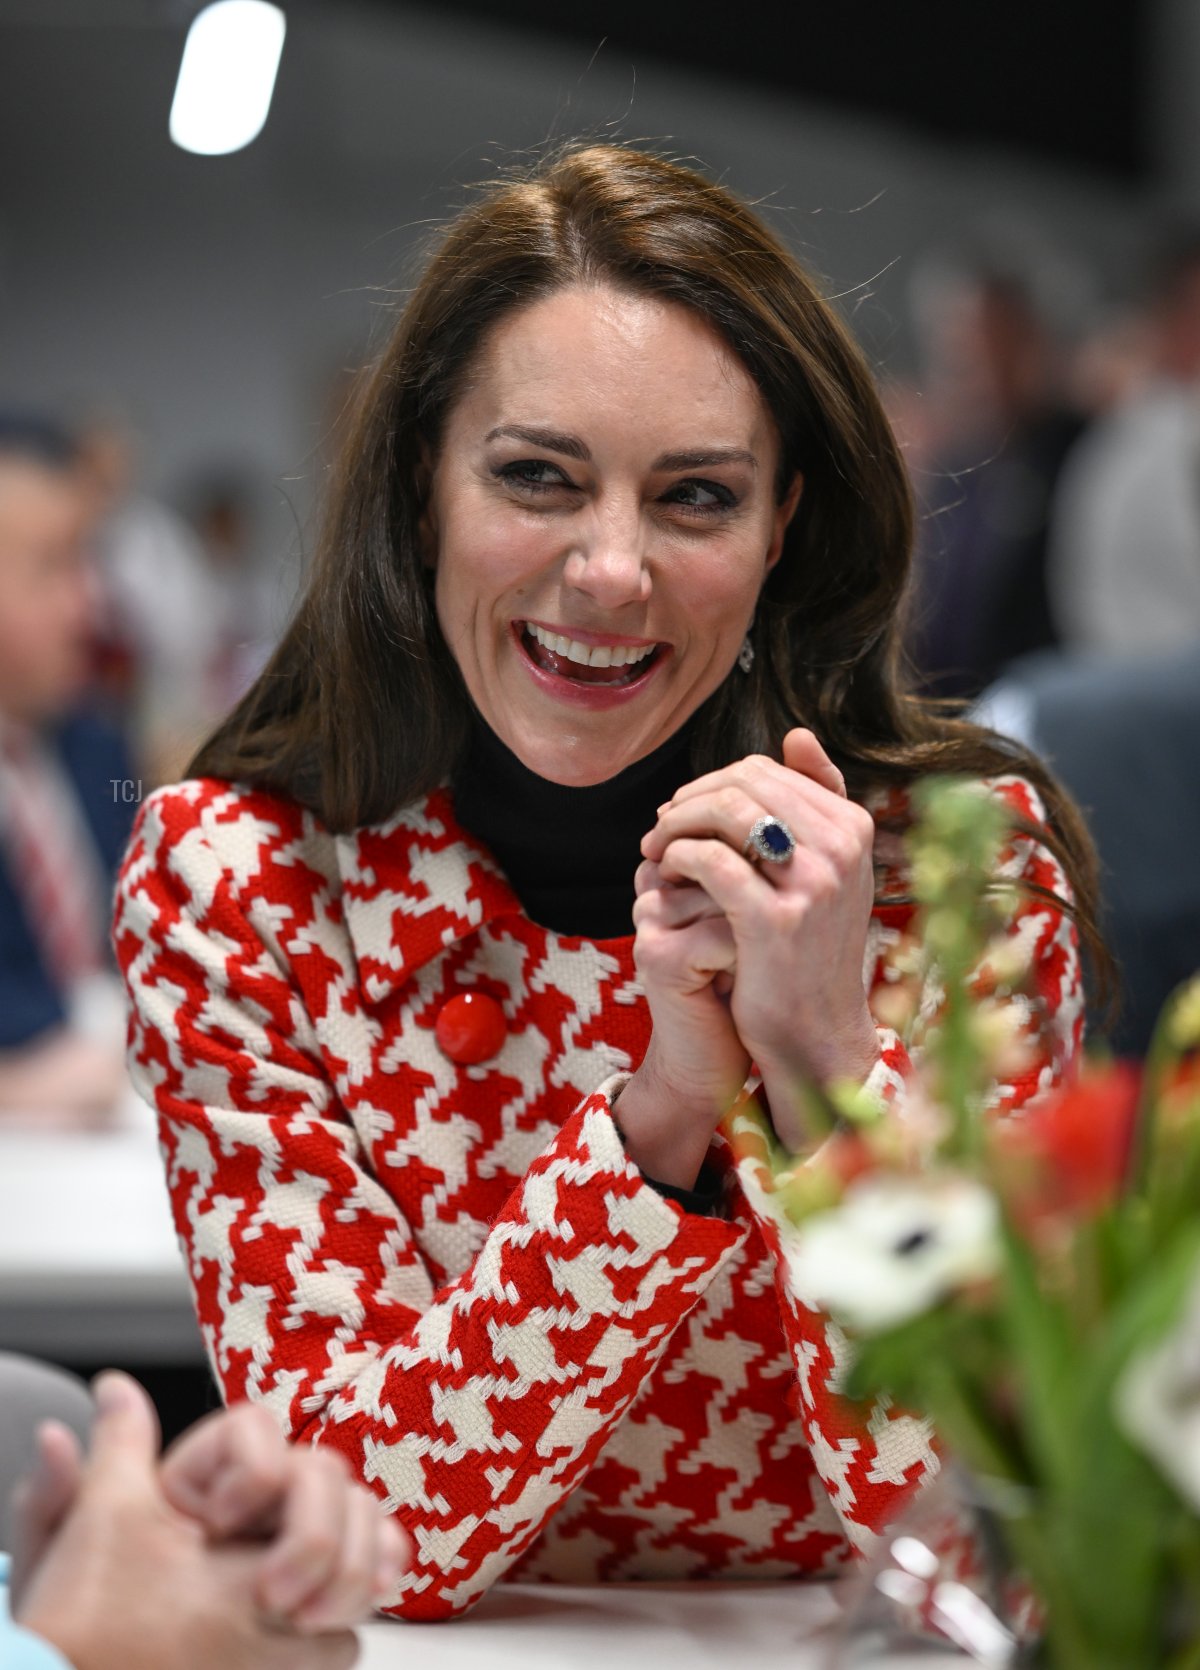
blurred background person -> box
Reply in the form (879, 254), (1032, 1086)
(1047, 226), (1200, 654)
(1064, 299), (1154, 420)
(903, 225), (1093, 700)
(176, 466), (289, 716)
(74, 412), (233, 789)
(0, 415), (134, 1122)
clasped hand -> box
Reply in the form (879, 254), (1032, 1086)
(10, 1370), (411, 1670)
(631, 726), (881, 1154)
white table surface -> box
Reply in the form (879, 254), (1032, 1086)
(355, 1581), (963, 1668)
(0, 1083), (202, 1360)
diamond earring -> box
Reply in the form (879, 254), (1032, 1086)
(737, 632), (755, 674)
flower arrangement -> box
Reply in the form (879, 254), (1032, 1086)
(727, 777), (1200, 1670)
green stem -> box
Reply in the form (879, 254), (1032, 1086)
(1130, 980), (1187, 1200)
(920, 1358), (1024, 1486)
(1166, 1640), (1200, 1670)
(918, 1369), (1157, 1670)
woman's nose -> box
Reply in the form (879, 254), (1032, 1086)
(562, 536), (652, 607)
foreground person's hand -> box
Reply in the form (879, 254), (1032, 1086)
(7, 1414), (86, 1607)
(11, 1372), (366, 1670)
(160, 1399), (412, 1631)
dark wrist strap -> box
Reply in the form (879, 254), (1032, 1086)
(639, 1162), (724, 1216)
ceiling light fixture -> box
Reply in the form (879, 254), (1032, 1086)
(169, 1), (286, 157)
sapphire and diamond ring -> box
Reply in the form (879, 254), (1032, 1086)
(742, 815), (797, 866)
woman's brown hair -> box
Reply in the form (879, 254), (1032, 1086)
(186, 139), (1111, 1001)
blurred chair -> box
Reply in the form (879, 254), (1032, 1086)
(974, 643), (1200, 1055)
(0, 1353), (94, 1554)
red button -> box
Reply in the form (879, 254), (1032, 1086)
(434, 992), (508, 1065)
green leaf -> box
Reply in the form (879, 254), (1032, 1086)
(996, 1214), (1077, 1494)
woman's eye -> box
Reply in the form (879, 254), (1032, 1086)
(669, 479), (737, 517)
(497, 460), (736, 518)
(497, 460), (566, 493)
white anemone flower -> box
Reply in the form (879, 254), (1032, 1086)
(784, 1173), (1003, 1333)
(1114, 1261), (1200, 1511)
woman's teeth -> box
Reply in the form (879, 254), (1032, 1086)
(520, 621), (661, 686)
(524, 621), (657, 669)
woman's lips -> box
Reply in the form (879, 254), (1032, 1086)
(512, 621), (669, 708)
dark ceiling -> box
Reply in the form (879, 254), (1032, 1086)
(382, 0), (1148, 180)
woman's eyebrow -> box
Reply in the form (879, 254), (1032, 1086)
(484, 423), (758, 472)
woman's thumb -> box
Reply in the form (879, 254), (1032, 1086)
(782, 726), (846, 797)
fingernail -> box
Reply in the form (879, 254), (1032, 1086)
(91, 1370), (129, 1415)
(656, 801), (671, 815)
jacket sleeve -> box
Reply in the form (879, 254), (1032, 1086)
(720, 774), (1085, 1557)
(0, 1620), (74, 1670)
(0, 1557), (74, 1670)
(110, 786), (746, 1620)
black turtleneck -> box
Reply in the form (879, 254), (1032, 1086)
(449, 703), (703, 941)
(448, 702), (724, 1217)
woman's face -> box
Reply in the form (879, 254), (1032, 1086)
(419, 283), (803, 785)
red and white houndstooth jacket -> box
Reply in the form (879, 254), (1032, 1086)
(110, 769), (1083, 1620)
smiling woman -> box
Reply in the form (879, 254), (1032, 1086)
(109, 141), (1108, 1621)
(412, 283), (802, 779)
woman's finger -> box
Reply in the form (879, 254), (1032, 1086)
(656, 833), (833, 917)
(780, 727), (847, 796)
(658, 731), (845, 818)
(635, 855), (716, 902)
(634, 854), (662, 897)
(655, 834), (773, 899)
(632, 879), (723, 930)
(641, 780), (840, 868)
(634, 907), (738, 992)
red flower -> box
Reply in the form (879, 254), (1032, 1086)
(1160, 1053), (1200, 1121)
(992, 1063), (1142, 1218)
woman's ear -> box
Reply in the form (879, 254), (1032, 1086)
(765, 470), (804, 576)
